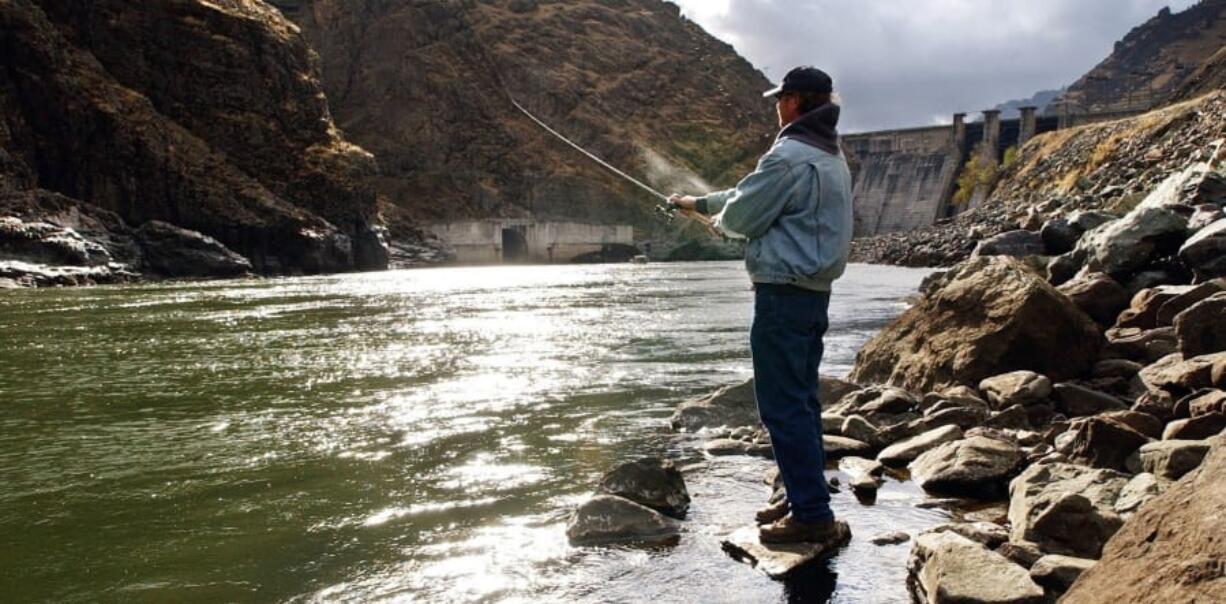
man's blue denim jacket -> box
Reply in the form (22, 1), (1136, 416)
(697, 135), (853, 292)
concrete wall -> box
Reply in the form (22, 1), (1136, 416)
(429, 220), (634, 264)
(844, 125), (962, 236)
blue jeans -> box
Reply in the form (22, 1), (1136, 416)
(751, 283), (834, 523)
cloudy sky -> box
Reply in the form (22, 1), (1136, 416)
(671, 0), (1199, 132)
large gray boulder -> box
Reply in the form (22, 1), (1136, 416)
(1179, 217), (1226, 280)
(1132, 440), (1211, 480)
(1073, 206), (1188, 279)
(136, 220), (252, 277)
(910, 436), (1023, 499)
(972, 230), (1045, 259)
(1060, 417), (1151, 471)
(1007, 463), (1129, 558)
(597, 458), (689, 519)
(670, 379), (757, 432)
(907, 531), (1045, 604)
(566, 495), (679, 545)
(852, 257), (1102, 393)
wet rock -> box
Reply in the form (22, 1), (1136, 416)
(1074, 206), (1188, 279)
(596, 458), (689, 519)
(1062, 435), (1226, 603)
(851, 257), (1102, 393)
(721, 521), (851, 579)
(839, 415), (881, 447)
(839, 456), (883, 495)
(979, 371), (1053, 409)
(1057, 272), (1130, 325)
(820, 413), (846, 435)
(1174, 292), (1226, 356)
(1179, 217), (1226, 280)
(878, 425), (963, 468)
(135, 220), (253, 278)
(1052, 383), (1128, 417)
(670, 379), (756, 432)
(566, 494), (679, 545)
(0, 216), (113, 267)
(823, 435), (872, 460)
(907, 532), (1045, 604)
(910, 436), (1023, 499)
(1008, 463), (1129, 558)
(972, 229), (1045, 258)
(1029, 554), (1095, 596)
(1162, 412), (1226, 440)
(704, 438), (751, 456)
(1133, 440), (1211, 480)
(1062, 416), (1151, 471)
(1113, 472), (1164, 516)
(871, 531), (911, 546)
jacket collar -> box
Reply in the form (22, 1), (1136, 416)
(777, 103), (841, 155)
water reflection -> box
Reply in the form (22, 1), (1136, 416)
(0, 261), (934, 602)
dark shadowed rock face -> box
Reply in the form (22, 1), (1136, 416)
(136, 221), (253, 278)
(1062, 435), (1226, 603)
(0, 0), (388, 277)
(284, 0), (775, 236)
(851, 257), (1102, 393)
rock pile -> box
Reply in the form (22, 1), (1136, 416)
(565, 457), (689, 546)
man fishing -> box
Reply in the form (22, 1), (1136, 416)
(669, 66), (853, 544)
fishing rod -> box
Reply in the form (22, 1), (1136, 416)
(509, 97), (718, 235)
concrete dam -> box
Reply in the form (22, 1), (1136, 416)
(429, 220), (634, 264)
(845, 106), (1140, 236)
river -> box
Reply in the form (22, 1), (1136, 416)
(0, 261), (944, 603)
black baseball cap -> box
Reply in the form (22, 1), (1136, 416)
(762, 66), (834, 98)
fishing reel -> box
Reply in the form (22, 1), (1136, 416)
(654, 201), (679, 224)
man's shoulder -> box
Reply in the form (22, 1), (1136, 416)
(771, 137), (844, 167)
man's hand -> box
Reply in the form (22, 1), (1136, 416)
(668, 194), (698, 211)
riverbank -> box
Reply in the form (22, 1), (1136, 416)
(671, 139), (1226, 600)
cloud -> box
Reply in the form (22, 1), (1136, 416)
(671, 0), (1199, 132)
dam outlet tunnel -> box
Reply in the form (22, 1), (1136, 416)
(501, 227), (529, 262)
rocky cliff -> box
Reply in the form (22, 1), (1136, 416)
(1057, 0), (1226, 113)
(278, 0), (776, 238)
(0, 0), (391, 286)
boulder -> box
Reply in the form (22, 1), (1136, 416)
(135, 220), (252, 277)
(910, 436), (1023, 499)
(704, 438), (752, 456)
(1061, 435), (1226, 603)
(721, 521), (851, 579)
(925, 521), (1009, 548)
(998, 542), (1045, 570)
(1156, 279), (1226, 326)
(1115, 285), (1195, 330)
(924, 406), (990, 431)
(1173, 292), (1226, 356)
(1097, 410), (1163, 439)
(670, 379), (757, 432)
(823, 435), (873, 459)
(1067, 210), (1117, 235)
(851, 257), (1102, 393)
(983, 404), (1032, 431)
(907, 532), (1045, 604)
(596, 458), (689, 519)
(972, 229), (1045, 258)
(1061, 417), (1151, 471)
(1029, 555), (1095, 595)
(819, 375), (861, 408)
(1040, 217), (1080, 255)
(1162, 412), (1226, 440)
(1051, 383), (1127, 417)
(870, 531), (911, 546)
(979, 371), (1053, 409)
(821, 413), (846, 434)
(1188, 389), (1226, 416)
(878, 425), (964, 468)
(1112, 472), (1164, 516)
(1091, 359), (1144, 380)
(1139, 352), (1226, 398)
(1102, 326), (1178, 362)
(1008, 463), (1129, 558)
(1057, 272), (1130, 325)
(566, 495), (679, 545)
(839, 456), (884, 495)
(1133, 440), (1211, 480)
(1179, 217), (1226, 280)
(840, 415), (881, 447)
(1074, 206), (1188, 279)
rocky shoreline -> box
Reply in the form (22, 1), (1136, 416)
(568, 142), (1226, 602)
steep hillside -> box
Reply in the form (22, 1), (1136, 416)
(1056, 0), (1226, 113)
(0, 0), (390, 285)
(279, 0), (776, 234)
(1173, 44), (1226, 100)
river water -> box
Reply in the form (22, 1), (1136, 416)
(1, 261), (943, 603)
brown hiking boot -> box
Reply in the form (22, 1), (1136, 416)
(758, 515), (848, 544)
(754, 499), (789, 525)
